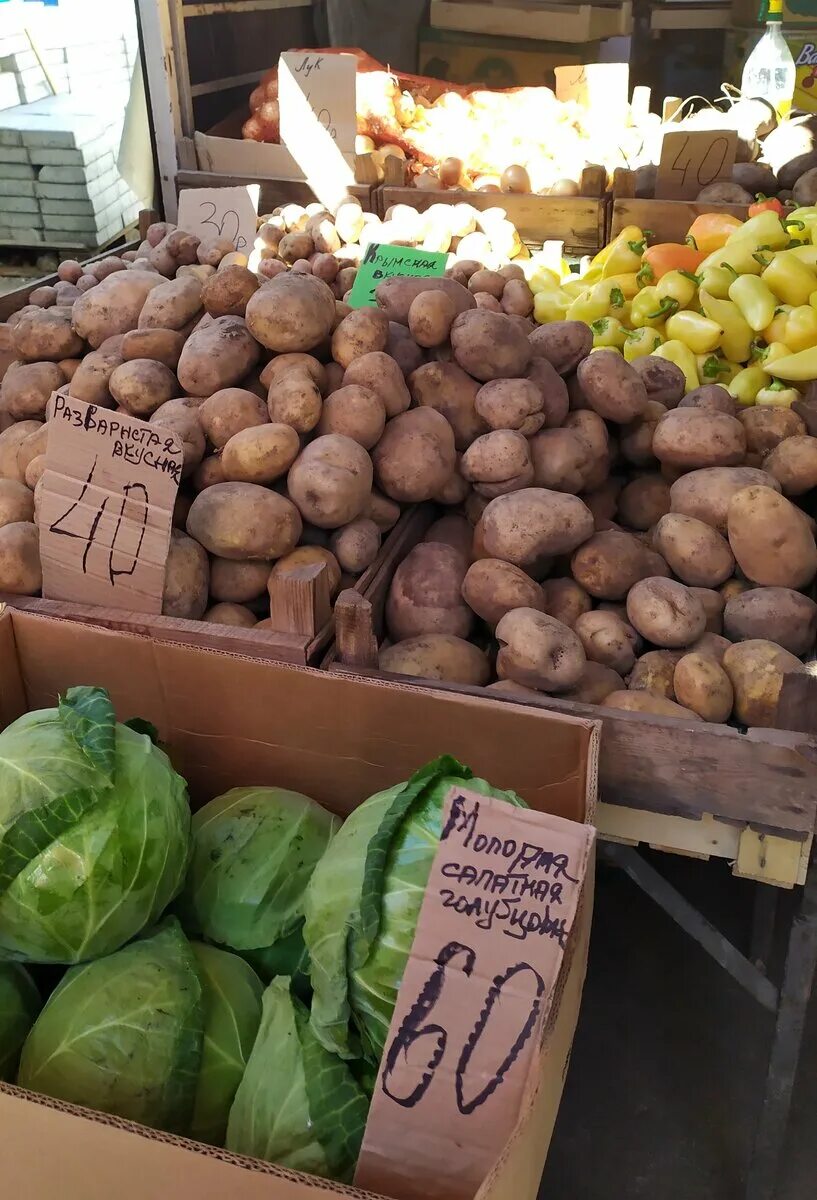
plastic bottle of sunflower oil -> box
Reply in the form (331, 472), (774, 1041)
(741, 0), (796, 116)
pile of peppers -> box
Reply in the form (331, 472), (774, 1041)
(530, 207), (817, 407)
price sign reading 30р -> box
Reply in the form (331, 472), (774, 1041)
(38, 393), (183, 614)
(355, 787), (594, 1200)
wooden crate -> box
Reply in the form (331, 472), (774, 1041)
(429, 0), (633, 42)
(176, 169), (375, 216)
(0, 239), (141, 324)
(609, 169), (750, 245)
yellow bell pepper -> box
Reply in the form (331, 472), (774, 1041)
(762, 306), (793, 344)
(778, 304), (817, 353)
(728, 365), (769, 405)
(656, 269), (698, 311)
(566, 278), (630, 323)
(590, 224), (641, 270)
(533, 288), (569, 324)
(785, 244), (817, 267)
(601, 228), (647, 278)
(700, 240), (764, 277)
(590, 344), (623, 355)
(630, 287), (674, 328)
(623, 327), (664, 362)
(697, 355), (741, 384)
(698, 265), (734, 299)
(761, 253), (817, 306)
(726, 210), (789, 249)
(653, 340), (699, 392)
(752, 340), (792, 366)
(728, 275), (778, 332)
(764, 345), (817, 381)
(698, 291), (753, 363)
(561, 278), (591, 300)
(590, 316), (628, 348)
(664, 310), (723, 355)
(527, 265), (561, 293)
(756, 381), (800, 407)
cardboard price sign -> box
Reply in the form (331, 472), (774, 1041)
(554, 62), (629, 121)
(656, 129), (738, 200)
(38, 393), (183, 614)
(277, 51), (357, 210)
(176, 185), (260, 253)
(355, 787), (594, 1200)
(348, 243), (447, 309)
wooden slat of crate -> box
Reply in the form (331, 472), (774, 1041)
(429, 0), (632, 41)
(610, 197), (750, 245)
(378, 186), (608, 255)
(176, 169), (374, 214)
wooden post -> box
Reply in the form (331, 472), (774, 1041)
(382, 155), (408, 187)
(580, 164), (607, 199)
(268, 562), (332, 638)
(612, 167), (637, 200)
(354, 153), (382, 187)
(334, 589), (379, 669)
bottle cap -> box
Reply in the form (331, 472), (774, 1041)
(764, 0), (783, 19)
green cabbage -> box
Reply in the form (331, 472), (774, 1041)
(0, 964), (39, 1081)
(304, 756), (525, 1063)
(179, 787), (337, 969)
(18, 920), (263, 1145)
(226, 977), (369, 1182)
(0, 687), (190, 964)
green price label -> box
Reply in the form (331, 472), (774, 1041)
(348, 242), (448, 309)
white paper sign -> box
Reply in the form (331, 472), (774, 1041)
(177, 185), (260, 254)
(278, 50), (356, 154)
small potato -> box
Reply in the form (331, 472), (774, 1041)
(0, 521), (40, 593)
(0, 479), (34, 528)
(434, 463), (470, 506)
(203, 603), (257, 627)
(25, 455), (45, 491)
(724, 586), (817, 655)
(690, 587), (725, 634)
(408, 291), (456, 347)
(177, 316), (259, 396)
(723, 639), (805, 726)
(628, 650), (680, 699)
(1, 361), (64, 419)
(199, 388), (269, 449)
(678, 385), (736, 415)
(201, 265), (259, 318)
(387, 542), (472, 641)
(721, 578), (754, 603)
(278, 232), (315, 263)
(461, 430), (533, 497)
(673, 652), (733, 723)
(0, 422), (42, 483)
(670, 466), (780, 533)
(410, 361), (485, 450)
(571, 531), (647, 601)
(559, 662), (624, 704)
(653, 513), (735, 587)
(150, 405), (205, 478)
(269, 546), (342, 597)
(246, 273), (336, 352)
(379, 634), (490, 686)
(364, 489), (401, 532)
(197, 236), (236, 267)
(528, 321), (592, 375)
(462, 558), (544, 627)
(317, 384), (386, 449)
(540, 577), (592, 627)
(574, 610), (638, 674)
(476, 378), (545, 436)
(619, 401), (667, 467)
(343, 351), (411, 418)
(483, 488), (594, 565)
(220, 422), (300, 484)
(332, 308), (389, 368)
(617, 474), (670, 530)
(120, 327), (186, 369)
(468, 269), (505, 299)
(374, 408), (456, 503)
(162, 529), (209, 619)
(138, 275), (202, 330)
(450, 309), (531, 382)
(653, 409), (747, 469)
(288, 434), (373, 528)
(728, 485), (817, 588)
(626, 577), (707, 648)
(501, 279), (534, 318)
(425, 514), (472, 560)
(210, 557), (271, 603)
(68, 347), (123, 407)
(186, 481), (302, 559)
(604, 690), (702, 720)
(631, 356), (686, 408)
(108, 359), (177, 418)
(576, 351), (649, 424)
(529, 428), (592, 494)
(764, 436), (817, 496)
(526, 358), (570, 428)
(739, 407), (805, 457)
(12, 308), (84, 362)
(688, 632), (731, 662)
(496, 608), (586, 693)
(267, 368), (323, 434)
(330, 518), (381, 574)
(261, 353), (327, 394)
(375, 276), (475, 325)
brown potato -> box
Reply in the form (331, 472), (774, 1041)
(720, 577), (754, 603)
(617, 474), (670, 530)
(380, 633), (489, 685)
(1, 361), (64, 419)
(198, 388), (269, 449)
(177, 316), (259, 396)
(409, 361), (485, 450)
(288, 434), (373, 528)
(0, 422), (42, 483)
(576, 350), (649, 423)
(619, 401), (667, 467)
(584, 478), (622, 527)
(728, 485), (817, 588)
(269, 546), (342, 597)
(722, 639), (805, 726)
(461, 430), (533, 497)
(0, 521), (40, 593)
(483, 488), (594, 566)
(150, 405), (206, 479)
(201, 266), (259, 318)
(363, 489), (401, 532)
(374, 408), (456, 503)
(723, 586), (817, 655)
(343, 351), (410, 418)
(220, 423), (300, 484)
(24, 455), (45, 491)
(433, 463), (470, 506)
(627, 650), (679, 699)
(387, 542), (472, 641)
(528, 429), (592, 494)
(528, 321), (592, 375)
(502, 278), (534, 318)
(332, 308), (389, 368)
(678, 384), (736, 415)
(496, 608), (586, 693)
(375, 276), (475, 325)
(476, 378), (545, 436)
(653, 513), (735, 587)
(203, 603), (257, 627)
(468, 269), (505, 299)
(604, 690), (702, 720)
(267, 368), (322, 434)
(330, 519), (381, 574)
(120, 328), (186, 369)
(653, 409), (746, 469)
(560, 662), (624, 704)
(424, 515), (472, 560)
(162, 529), (209, 619)
(673, 652), (733, 722)
(670, 466), (780, 533)
(450, 309), (530, 382)
(12, 308), (83, 362)
(109, 359), (177, 417)
(540, 577), (592, 627)
(138, 276), (202, 330)
(72, 270), (164, 347)
(260, 353), (327, 394)
(574, 610), (638, 674)
(690, 587), (725, 634)
(571, 531), (647, 600)
(688, 632), (731, 662)
(210, 557), (271, 603)
(67, 347), (122, 406)
(764, 436), (817, 496)
(626, 577), (707, 647)
(246, 273), (336, 352)
(317, 384), (386, 449)
(525, 358), (570, 428)
(408, 291), (457, 347)
(0, 478), (34, 527)
(186, 481), (302, 559)
(462, 558), (544, 627)
(739, 407), (805, 457)
(631, 356), (686, 408)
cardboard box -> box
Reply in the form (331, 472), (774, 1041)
(418, 26), (595, 88)
(194, 109), (357, 185)
(0, 605), (598, 1200)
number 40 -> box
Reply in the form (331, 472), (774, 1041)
(48, 458), (149, 586)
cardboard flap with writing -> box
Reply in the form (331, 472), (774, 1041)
(656, 129), (738, 200)
(177, 185), (260, 254)
(355, 786), (595, 1200)
(278, 50), (357, 209)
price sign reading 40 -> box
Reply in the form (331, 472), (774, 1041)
(38, 393), (183, 614)
(355, 788), (595, 1200)
(656, 129), (738, 201)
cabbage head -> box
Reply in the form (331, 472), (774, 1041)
(179, 787), (337, 972)
(0, 964), (39, 1080)
(304, 756), (525, 1063)
(18, 919), (263, 1145)
(0, 687), (190, 964)
(226, 976), (368, 1182)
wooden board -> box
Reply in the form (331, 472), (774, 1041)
(176, 169), (374, 214)
(0, 240), (140, 324)
(610, 197), (750, 246)
(429, 0), (633, 41)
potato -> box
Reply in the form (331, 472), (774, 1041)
(485, 680), (543, 700)
(653, 513), (735, 587)
(496, 608), (586, 693)
(150, 405), (206, 478)
(317, 384), (385, 449)
(386, 323), (424, 376)
(12, 308), (83, 362)
(201, 266), (259, 318)
(269, 546), (341, 599)
(764, 436), (817, 496)
(502, 279), (534, 318)
(653, 409), (746, 468)
(728, 485), (817, 588)
(617, 474), (670, 530)
(246, 273), (336, 352)
(627, 577), (707, 648)
(721, 577), (754, 603)
(722, 639), (805, 726)
(221, 422), (300, 484)
(574, 610), (638, 674)
(375, 276), (475, 325)
(0, 478), (34, 528)
(162, 529), (209, 619)
(343, 351), (411, 418)
(482, 488), (594, 566)
(330, 518), (381, 574)
(1, 361), (64, 419)
(267, 368), (323, 434)
(628, 650), (679, 699)
(177, 316), (259, 396)
(528, 321), (591, 375)
(723, 586), (817, 655)
(604, 690), (702, 720)
(0, 521), (40, 593)
(364, 489), (401, 532)
(260, 353), (327, 394)
(380, 633), (489, 686)
(528, 428), (592, 494)
(332, 308), (389, 368)
(199, 388), (268, 448)
(450, 309), (530, 382)
(197, 236), (235, 267)
(673, 652), (733, 722)
(387, 542), (472, 641)
(461, 558), (544, 627)
(0, 422), (42, 483)
(670, 466), (780, 533)
(474, 378), (543, 436)
(25, 455), (45, 491)
(120, 327), (186, 369)
(678, 384), (736, 415)
(409, 361), (485, 450)
(630, 356), (686, 407)
(690, 587), (725, 634)
(461, 430), (533, 497)
(408, 291), (456, 347)
(210, 557), (271, 603)
(374, 408), (456, 503)
(203, 603), (257, 627)
(540, 577), (591, 627)
(288, 434), (373, 528)
(525, 358), (570, 428)
(434, 464), (470, 506)
(72, 270), (164, 347)
(468, 269), (505, 299)
(109, 359), (177, 417)
(186, 481), (302, 559)
(571, 530), (647, 600)
(138, 276), (202, 331)
(739, 407), (805, 457)
(688, 632), (731, 662)
(619, 401), (667, 466)
(575, 351), (649, 424)
(422, 515), (470, 562)
(559, 662), (624, 704)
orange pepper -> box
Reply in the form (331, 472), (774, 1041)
(686, 213), (745, 256)
(638, 243), (706, 285)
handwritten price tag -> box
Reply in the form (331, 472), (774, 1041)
(348, 242), (447, 309)
(355, 787), (594, 1200)
(656, 129), (738, 200)
(38, 393), (183, 614)
(277, 51), (357, 211)
(554, 62), (629, 121)
(177, 185), (260, 254)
